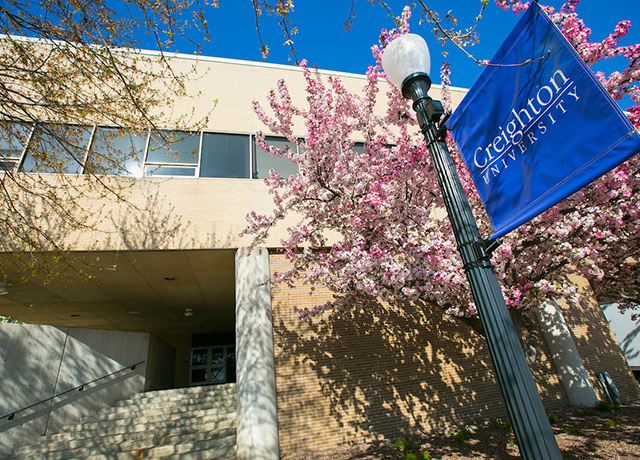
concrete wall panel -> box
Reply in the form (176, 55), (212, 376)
(0, 324), (160, 454)
(146, 334), (177, 391)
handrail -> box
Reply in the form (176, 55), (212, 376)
(0, 360), (145, 422)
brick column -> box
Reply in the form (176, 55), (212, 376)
(235, 247), (280, 460)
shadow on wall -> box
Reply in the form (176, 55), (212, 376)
(0, 178), (239, 285)
(107, 182), (237, 251)
(0, 325), (60, 448)
(272, 298), (560, 454)
(110, 187), (190, 250)
(234, 247), (279, 460)
(601, 302), (640, 369)
(620, 324), (640, 365)
(560, 277), (640, 403)
(532, 299), (598, 408)
(0, 179), (190, 280)
(0, 324), (147, 454)
(0, 180), (96, 282)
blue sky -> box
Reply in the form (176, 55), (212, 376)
(153, 0), (639, 108)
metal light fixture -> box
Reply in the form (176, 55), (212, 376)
(0, 281), (9, 295)
(382, 34), (562, 460)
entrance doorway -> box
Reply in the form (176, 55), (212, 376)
(190, 345), (236, 386)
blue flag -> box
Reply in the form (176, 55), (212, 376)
(448, 2), (640, 240)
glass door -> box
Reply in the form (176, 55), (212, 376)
(190, 345), (236, 386)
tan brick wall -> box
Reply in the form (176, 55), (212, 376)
(269, 253), (581, 457)
(17, 57), (468, 254)
(151, 54), (468, 138)
(19, 174), (298, 251)
(558, 274), (640, 403)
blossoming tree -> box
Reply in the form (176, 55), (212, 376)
(243, 1), (640, 327)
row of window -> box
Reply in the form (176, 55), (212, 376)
(0, 122), (299, 179)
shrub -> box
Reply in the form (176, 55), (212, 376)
(493, 418), (512, 431)
(450, 426), (471, 444)
(595, 400), (620, 413)
(395, 438), (430, 460)
(546, 409), (558, 425)
(395, 438), (412, 452)
(578, 406), (596, 416)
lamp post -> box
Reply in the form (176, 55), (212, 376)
(382, 34), (563, 460)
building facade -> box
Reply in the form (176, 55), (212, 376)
(0, 51), (638, 457)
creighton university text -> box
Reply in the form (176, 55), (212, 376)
(472, 69), (580, 184)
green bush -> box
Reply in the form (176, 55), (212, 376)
(395, 438), (430, 460)
(493, 418), (512, 431)
(450, 426), (471, 444)
(578, 406), (596, 416)
(595, 400), (620, 413)
(395, 438), (412, 452)
(546, 409), (558, 425)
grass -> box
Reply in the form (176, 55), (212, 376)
(603, 418), (623, 428)
(560, 426), (584, 436)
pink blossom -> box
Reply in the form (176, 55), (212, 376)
(244, 2), (640, 320)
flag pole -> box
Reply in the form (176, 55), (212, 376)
(407, 74), (563, 460)
(382, 32), (563, 460)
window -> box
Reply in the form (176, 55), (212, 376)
(0, 122), (32, 172)
(353, 142), (367, 155)
(253, 136), (299, 179)
(85, 127), (147, 177)
(145, 130), (200, 177)
(14, 123), (305, 181)
(200, 133), (250, 178)
(22, 124), (92, 174)
(351, 141), (392, 158)
(190, 345), (236, 386)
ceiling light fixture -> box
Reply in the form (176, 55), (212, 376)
(0, 281), (11, 295)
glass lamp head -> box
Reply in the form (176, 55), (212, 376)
(381, 33), (432, 98)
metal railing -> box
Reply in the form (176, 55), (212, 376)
(0, 360), (145, 426)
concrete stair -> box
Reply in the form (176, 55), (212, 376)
(6, 384), (237, 460)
